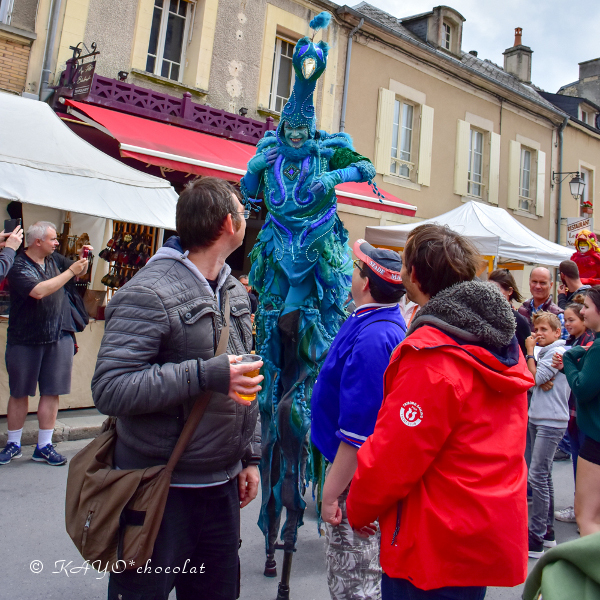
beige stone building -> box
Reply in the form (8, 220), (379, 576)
(0, 0), (37, 95)
(5, 0), (600, 262)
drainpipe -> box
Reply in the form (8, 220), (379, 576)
(556, 116), (569, 246)
(339, 18), (363, 132)
(39, 0), (63, 102)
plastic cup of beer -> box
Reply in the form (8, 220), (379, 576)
(237, 354), (262, 401)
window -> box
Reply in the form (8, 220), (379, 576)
(467, 129), (484, 197)
(443, 23), (451, 50)
(519, 148), (532, 210)
(391, 100), (414, 178)
(0, 0), (13, 25)
(580, 107), (597, 127)
(146, 0), (191, 82)
(269, 37), (295, 113)
(374, 86), (434, 187)
(580, 167), (594, 216)
(507, 139), (544, 216)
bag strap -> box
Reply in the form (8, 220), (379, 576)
(165, 290), (231, 474)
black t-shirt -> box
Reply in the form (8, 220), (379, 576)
(206, 278), (218, 293)
(7, 251), (74, 345)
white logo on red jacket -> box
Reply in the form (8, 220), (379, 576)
(400, 401), (423, 427)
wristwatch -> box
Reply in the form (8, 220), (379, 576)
(525, 354), (536, 361)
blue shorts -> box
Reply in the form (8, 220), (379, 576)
(6, 334), (74, 397)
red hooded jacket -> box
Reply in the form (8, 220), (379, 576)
(346, 320), (534, 590)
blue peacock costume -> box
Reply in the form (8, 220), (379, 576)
(241, 12), (377, 576)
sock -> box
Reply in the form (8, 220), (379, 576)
(37, 429), (53, 449)
(7, 428), (23, 447)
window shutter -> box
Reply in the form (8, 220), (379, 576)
(536, 150), (546, 217)
(417, 105), (434, 186)
(507, 140), (521, 209)
(488, 132), (501, 205)
(453, 119), (470, 196)
(374, 88), (396, 176)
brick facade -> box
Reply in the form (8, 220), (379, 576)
(0, 37), (30, 94)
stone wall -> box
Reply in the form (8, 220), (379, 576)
(83, 0), (138, 81)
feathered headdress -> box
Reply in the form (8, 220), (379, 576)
(278, 12), (332, 139)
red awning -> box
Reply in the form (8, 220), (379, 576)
(65, 100), (416, 215)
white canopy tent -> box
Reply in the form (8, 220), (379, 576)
(0, 92), (177, 229)
(365, 201), (572, 267)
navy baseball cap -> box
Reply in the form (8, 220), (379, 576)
(353, 239), (403, 295)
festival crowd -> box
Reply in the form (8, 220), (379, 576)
(1, 178), (599, 600)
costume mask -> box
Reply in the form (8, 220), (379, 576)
(283, 124), (309, 149)
(579, 243), (590, 253)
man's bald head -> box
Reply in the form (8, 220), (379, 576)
(529, 266), (553, 306)
(530, 266), (553, 283)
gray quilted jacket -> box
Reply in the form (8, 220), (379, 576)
(92, 240), (260, 485)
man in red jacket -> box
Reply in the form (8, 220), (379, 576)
(346, 224), (534, 600)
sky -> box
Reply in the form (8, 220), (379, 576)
(365, 0), (600, 93)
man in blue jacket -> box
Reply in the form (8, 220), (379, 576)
(311, 239), (406, 600)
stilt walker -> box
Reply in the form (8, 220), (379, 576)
(240, 12), (378, 599)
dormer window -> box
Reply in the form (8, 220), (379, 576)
(579, 105), (597, 127)
(443, 23), (451, 50)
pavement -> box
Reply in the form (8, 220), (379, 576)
(0, 432), (581, 600)
(0, 407), (106, 447)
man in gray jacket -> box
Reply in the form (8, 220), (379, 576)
(92, 177), (263, 600)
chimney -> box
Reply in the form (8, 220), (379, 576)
(579, 58), (600, 80)
(503, 27), (533, 84)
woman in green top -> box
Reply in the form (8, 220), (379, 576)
(554, 286), (600, 536)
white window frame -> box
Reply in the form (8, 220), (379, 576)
(519, 147), (534, 211)
(0, 0), (14, 25)
(146, 0), (192, 83)
(467, 128), (484, 198)
(269, 36), (296, 113)
(580, 166), (592, 216)
(443, 22), (451, 51)
(390, 99), (415, 179)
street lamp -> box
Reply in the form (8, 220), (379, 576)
(552, 171), (586, 201)
(569, 175), (585, 201)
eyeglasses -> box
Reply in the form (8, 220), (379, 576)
(236, 210), (250, 220)
(353, 259), (364, 272)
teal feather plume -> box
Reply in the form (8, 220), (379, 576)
(309, 11), (331, 32)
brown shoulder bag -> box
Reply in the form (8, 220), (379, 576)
(65, 293), (231, 571)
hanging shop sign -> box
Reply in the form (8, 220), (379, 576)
(73, 61), (96, 100)
(567, 217), (594, 248)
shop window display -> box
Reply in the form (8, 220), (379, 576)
(99, 221), (159, 298)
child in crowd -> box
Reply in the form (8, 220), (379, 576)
(524, 311), (570, 558)
(555, 298), (595, 523)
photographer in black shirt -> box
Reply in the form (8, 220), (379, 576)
(0, 221), (91, 466)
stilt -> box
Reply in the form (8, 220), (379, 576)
(275, 550), (294, 600)
(264, 553), (277, 578)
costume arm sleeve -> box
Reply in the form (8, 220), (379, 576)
(92, 284), (227, 416)
(346, 354), (462, 529)
(337, 324), (402, 448)
(241, 171), (262, 198)
(563, 344), (600, 404)
(329, 148), (376, 182)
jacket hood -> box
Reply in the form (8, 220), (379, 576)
(147, 236), (231, 295)
(409, 281), (516, 348)
(538, 339), (566, 359)
(403, 281), (533, 393)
